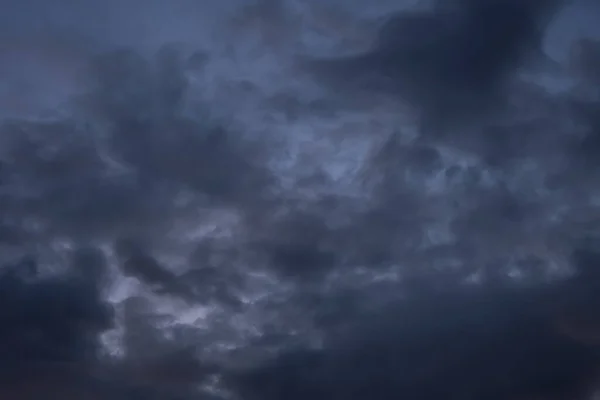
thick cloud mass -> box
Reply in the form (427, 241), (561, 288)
(307, 0), (564, 130)
(1, 0), (600, 398)
(232, 249), (600, 400)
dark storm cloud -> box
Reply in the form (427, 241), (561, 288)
(0, 246), (216, 398)
(2, 0), (600, 399)
(0, 38), (275, 396)
(306, 0), (564, 129)
(217, 5), (600, 400)
(0, 249), (113, 366)
(85, 46), (273, 204)
(229, 246), (600, 400)
(0, 43), (273, 241)
(565, 39), (600, 165)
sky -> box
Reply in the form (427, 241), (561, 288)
(1, 0), (600, 399)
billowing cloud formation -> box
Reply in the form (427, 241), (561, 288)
(307, 0), (565, 130)
(1, 0), (600, 399)
(231, 247), (600, 400)
(0, 249), (115, 398)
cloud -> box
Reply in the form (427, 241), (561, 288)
(230, 245), (600, 400)
(1, 0), (600, 399)
(0, 249), (113, 366)
(306, 0), (565, 130)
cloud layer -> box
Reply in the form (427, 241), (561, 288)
(1, 0), (600, 398)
